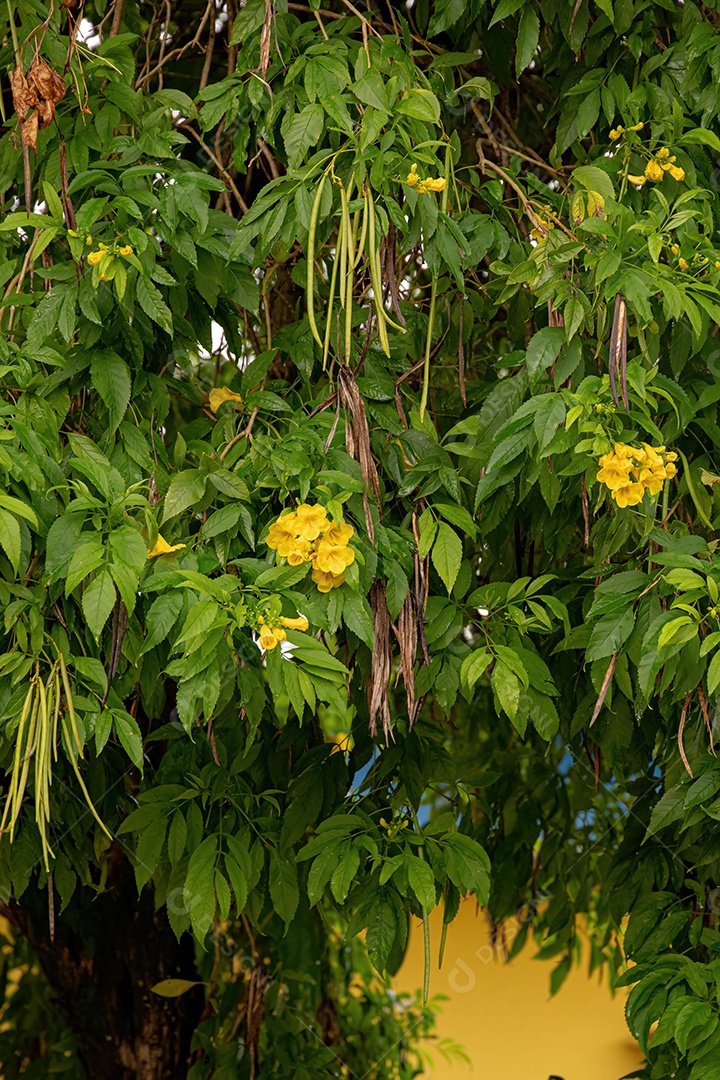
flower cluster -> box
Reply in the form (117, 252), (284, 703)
(266, 503), (355, 592)
(609, 122), (645, 140)
(628, 147), (685, 186)
(596, 443), (678, 507)
(257, 615), (309, 652)
(86, 240), (134, 267)
(404, 163), (446, 195)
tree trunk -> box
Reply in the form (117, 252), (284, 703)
(11, 848), (202, 1079)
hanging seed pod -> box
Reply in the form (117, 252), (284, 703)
(307, 173), (327, 349)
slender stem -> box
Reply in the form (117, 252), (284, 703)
(7, 0), (21, 67)
(410, 807), (431, 1005)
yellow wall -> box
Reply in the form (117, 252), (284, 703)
(396, 902), (644, 1079)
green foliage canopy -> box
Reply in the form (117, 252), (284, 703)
(3, 0), (720, 1076)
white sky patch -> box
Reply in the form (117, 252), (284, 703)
(78, 18), (101, 49)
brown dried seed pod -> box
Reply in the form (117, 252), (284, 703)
(28, 56), (67, 107)
(22, 111), (39, 151)
(9, 67), (36, 121)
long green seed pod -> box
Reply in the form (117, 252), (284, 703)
(0, 679), (34, 836)
(58, 652), (83, 758)
(52, 665), (61, 765)
(322, 216), (342, 371)
(367, 188), (390, 357)
(60, 711), (112, 840)
(353, 200), (368, 269)
(340, 185), (354, 364)
(419, 144), (451, 422)
(12, 684), (40, 840)
(306, 173), (327, 348)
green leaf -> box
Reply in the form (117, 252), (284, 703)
(431, 522), (463, 595)
(269, 850), (300, 930)
(224, 855), (249, 915)
(586, 608), (635, 661)
(572, 164), (616, 203)
(0, 496), (38, 528)
(113, 710), (144, 771)
(489, 0), (525, 27)
(151, 978), (204, 997)
(307, 842), (344, 906)
(342, 591), (374, 648)
(385, 560), (409, 621)
(183, 835), (218, 944)
(330, 847), (360, 904)
(282, 104), (324, 170)
(515, 4), (539, 76)
(82, 569), (116, 641)
(460, 649), (491, 693)
(680, 127), (720, 154)
(0, 509), (21, 574)
(406, 855), (437, 911)
(167, 811), (187, 868)
(136, 276), (173, 335)
(525, 327), (565, 378)
(708, 651), (720, 696)
(90, 351), (132, 434)
(71, 505), (111, 577)
(134, 818), (167, 891)
(140, 593), (184, 655)
(491, 660), (522, 729)
(396, 89), (441, 124)
(163, 470), (207, 522)
(366, 902), (396, 972)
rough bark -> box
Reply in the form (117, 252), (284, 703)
(9, 848), (202, 1079)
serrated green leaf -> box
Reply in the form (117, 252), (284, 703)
(431, 522), (462, 594)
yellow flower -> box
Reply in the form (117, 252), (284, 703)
(287, 542), (313, 566)
(313, 541), (356, 576)
(613, 443), (635, 460)
(641, 443), (665, 466)
(656, 147), (670, 160)
(678, 258), (689, 271)
(417, 177), (446, 194)
(312, 567), (345, 592)
(644, 160), (664, 182)
(98, 242), (108, 250)
(322, 521), (354, 546)
(280, 616), (309, 631)
(671, 244), (679, 256)
(612, 481), (645, 508)
(667, 164), (685, 182)
(639, 468), (666, 496)
(609, 126), (624, 140)
(86, 235), (93, 245)
(148, 534), (186, 558)
(87, 250), (104, 266)
(715, 261), (720, 270)
(67, 229), (78, 238)
(405, 164), (419, 187)
(665, 461), (677, 478)
(295, 503), (329, 541)
(664, 451), (678, 463)
(208, 386), (243, 413)
(627, 174), (646, 187)
(629, 122), (644, 131)
(266, 513), (300, 556)
(119, 245), (133, 256)
(597, 458), (633, 490)
(258, 625), (278, 650)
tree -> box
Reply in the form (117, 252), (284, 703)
(2, 0), (720, 1076)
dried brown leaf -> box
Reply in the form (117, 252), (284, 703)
(9, 67), (35, 121)
(368, 581), (392, 740)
